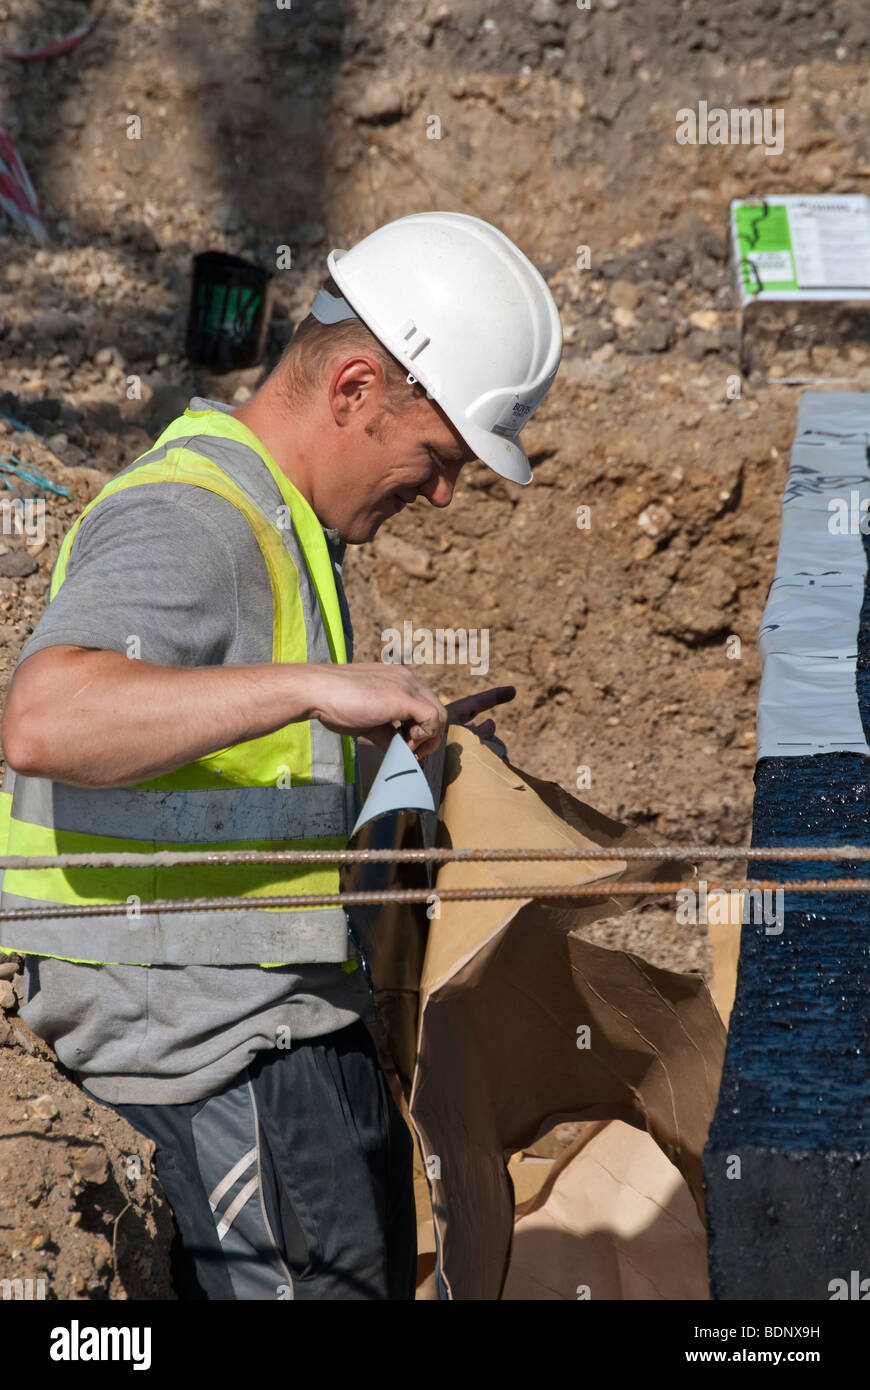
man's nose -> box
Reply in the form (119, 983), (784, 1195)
(421, 464), (461, 508)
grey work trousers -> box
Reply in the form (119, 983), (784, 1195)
(98, 1019), (417, 1300)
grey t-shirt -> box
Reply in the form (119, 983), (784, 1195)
(15, 400), (374, 1105)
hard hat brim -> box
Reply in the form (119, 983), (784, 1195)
(455, 418), (533, 486)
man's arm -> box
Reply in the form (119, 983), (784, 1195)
(1, 645), (448, 788)
(0, 484), (448, 788)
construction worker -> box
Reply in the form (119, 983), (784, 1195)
(0, 211), (562, 1300)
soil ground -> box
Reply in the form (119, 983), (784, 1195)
(2, 0), (868, 1298)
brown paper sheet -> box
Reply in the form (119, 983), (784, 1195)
(705, 891), (744, 1027)
(503, 1119), (709, 1300)
(352, 727), (726, 1300)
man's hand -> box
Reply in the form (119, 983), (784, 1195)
(444, 685), (516, 744)
(308, 663), (448, 758)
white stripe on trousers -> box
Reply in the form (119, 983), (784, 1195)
(216, 1176), (261, 1242)
(208, 1146), (257, 1213)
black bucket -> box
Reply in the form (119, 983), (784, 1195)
(185, 252), (274, 371)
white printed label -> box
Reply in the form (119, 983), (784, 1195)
(492, 397), (532, 439)
(746, 250), (794, 284)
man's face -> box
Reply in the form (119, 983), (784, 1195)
(326, 378), (477, 543)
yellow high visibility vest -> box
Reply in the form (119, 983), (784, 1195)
(0, 405), (357, 968)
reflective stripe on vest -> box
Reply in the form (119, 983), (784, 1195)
(0, 407), (356, 966)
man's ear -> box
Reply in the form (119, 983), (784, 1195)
(329, 355), (383, 425)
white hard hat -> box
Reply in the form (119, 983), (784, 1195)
(315, 211), (562, 485)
